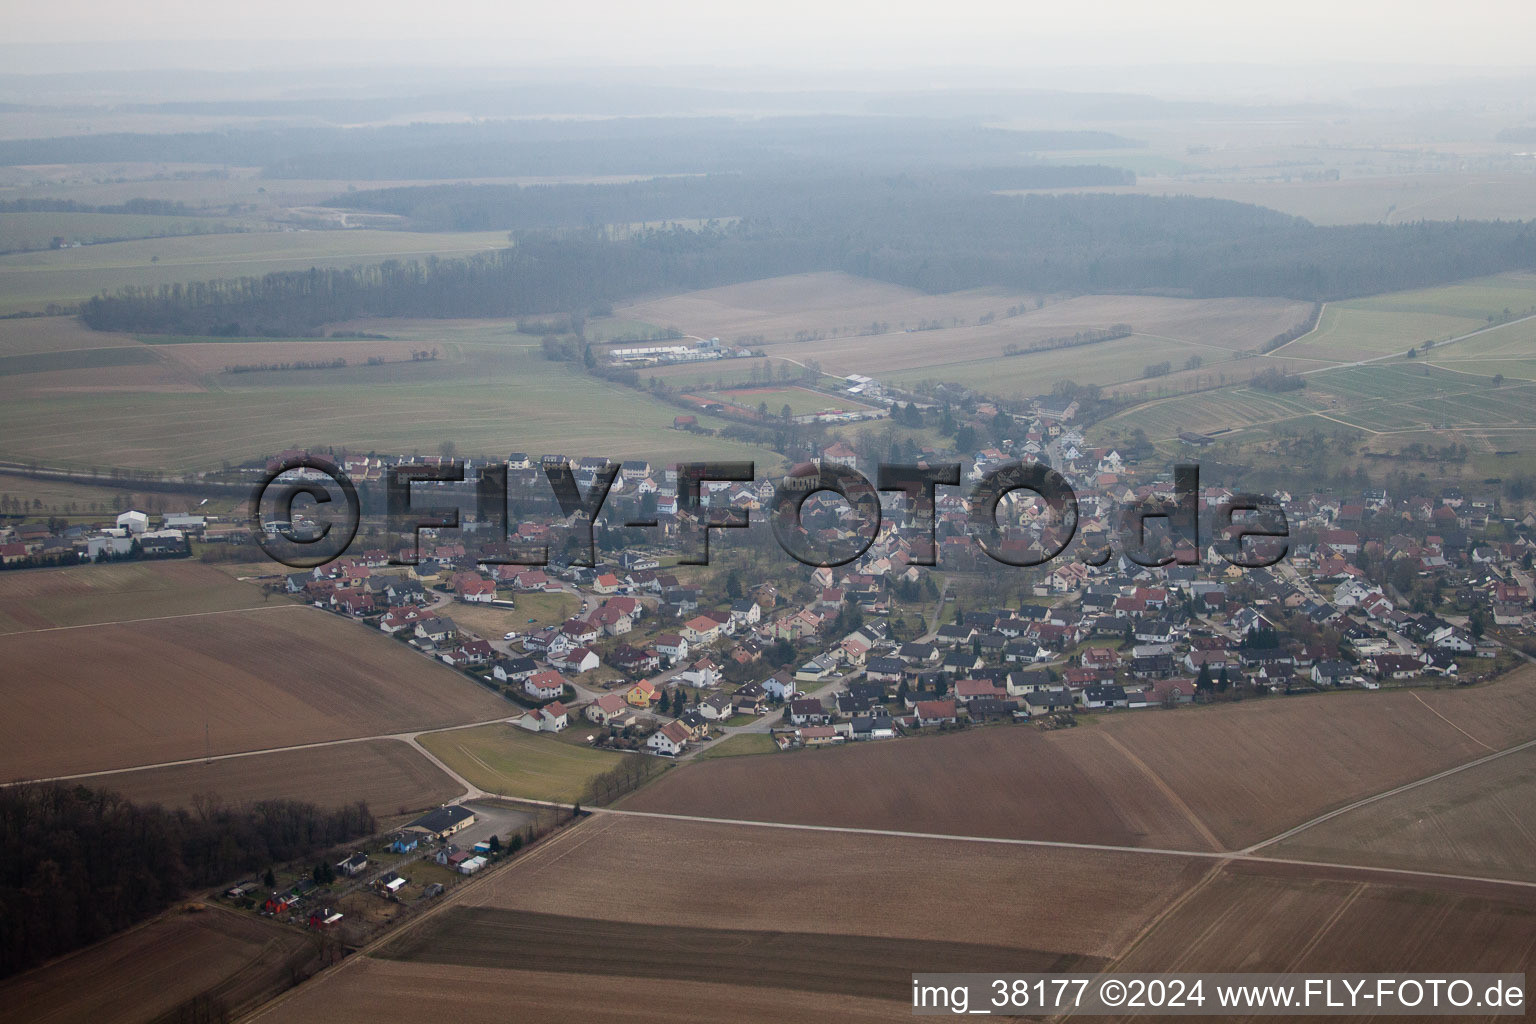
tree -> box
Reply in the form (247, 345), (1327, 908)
(1468, 608), (1488, 639)
(1216, 666), (1231, 693)
(264, 867), (276, 889)
(1194, 663), (1213, 696)
(489, 834), (502, 852)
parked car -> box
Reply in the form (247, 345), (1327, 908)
(504, 632), (520, 640)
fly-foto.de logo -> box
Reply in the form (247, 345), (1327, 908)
(250, 456), (1288, 571)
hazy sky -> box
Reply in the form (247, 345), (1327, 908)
(8, 0), (1536, 74)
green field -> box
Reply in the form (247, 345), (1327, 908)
(0, 211), (244, 253)
(0, 228), (510, 314)
(693, 733), (777, 759)
(0, 345), (159, 376)
(417, 723), (631, 803)
(0, 320), (785, 472)
(1279, 305), (1483, 362)
(700, 384), (877, 416)
(887, 334), (1208, 397)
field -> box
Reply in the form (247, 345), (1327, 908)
(0, 211), (242, 252)
(0, 559), (268, 634)
(416, 723), (630, 803)
(442, 591), (580, 640)
(1109, 860), (1536, 1006)
(0, 229), (510, 314)
(697, 384), (877, 417)
(616, 273), (1311, 377)
(87, 738), (464, 814)
(624, 716), (1223, 850)
(1267, 745), (1536, 882)
(626, 675), (1536, 852)
(0, 604), (510, 779)
(693, 733), (777, 759)
(0, 907), (313, 1024)
(0, 317), (783, 472)
(1008, 173), (1536, 227)
(1089, 274), (1536, 449)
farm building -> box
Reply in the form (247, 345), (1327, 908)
(406, 805), (477, 840)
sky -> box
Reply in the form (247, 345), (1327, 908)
(6, 0), (1536, 75)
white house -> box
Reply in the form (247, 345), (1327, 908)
(518, 701), (569, 733)
(647, 720), (691, 756)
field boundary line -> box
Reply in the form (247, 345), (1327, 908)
(1095, 730), (1225, 852)
(1411, 691), (1495, 751)
(1241, 734), (1536, 855)
(11, 720), (514, 787)
(0, 600), (296, 638)
(592, 807), (1536, 891)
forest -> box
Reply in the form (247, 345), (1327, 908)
(0, 783), (374, 978)
(81, 183), (1536, 337)
(0, 117), (1138, 180)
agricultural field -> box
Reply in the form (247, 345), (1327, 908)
(0, 318), (784, 472)
(0, 604), (510, 779)
(616, 272), (1311, 374)
(0, 315), (141, 357)
(0, 906), (313, 1024)
(0, 211), (243, 253)
(0, 559), (268, 634)
(1109, 860), (1536, 995)
(0, 229), (510, 314)
(416, 723), (628, 803)
(261, 959), (907, 1024)
(694, 383), (877, 417)
(1278, 304), (1482, 362)
(622, 717), (1224, 850)
(1267, 744), (1536, 883)
(1016, 173), (1536, 227)
(87, 738), (464, 814)
(628, 676), (1536, 852)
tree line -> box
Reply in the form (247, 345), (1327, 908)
(80, 187), (1536, 337)
(0, 783), (374, 979)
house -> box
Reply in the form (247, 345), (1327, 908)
(492, 656), (539, 684)
(654, 633), (689, 663)
(912, 699), (958, 727)
(1022, 689), (1075, 717)
(550, 646), (601, 674)
(865, 656), (907, 684)
(954, 678), (1006, 704)
(788, 698), (830, 725)
(414, 617), (457, 643)
(851, 715), (896, 741)
(698, 693), (736, 721)
(335, 852), (369, 877)
(1312, 660), (1353, 687)
(388, 833), (420, 854)
(625, 679), (660, 707)
(761, 670), (797, 700)
(524, 670), (568, 701)
(592, 573), (623, 594)
(797, 725), (842, 747)
(586, 693), (628, 724)
(519, 701), (569, 733)
(648, 720), (691, 755)
(681, 615), (722, 646)
(1080, 683), (1129, 709)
